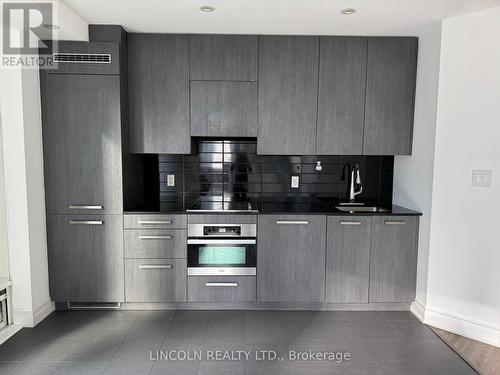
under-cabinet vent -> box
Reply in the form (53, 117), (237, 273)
(67, 302), (120, 310)
(53, 53), (111, 64)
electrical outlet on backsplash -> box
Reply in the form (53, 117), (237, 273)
(157, 139), (394, 211)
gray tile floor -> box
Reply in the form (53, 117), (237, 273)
(0, 310), (476, 375)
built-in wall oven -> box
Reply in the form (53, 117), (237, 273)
(187, 223), (256, 276)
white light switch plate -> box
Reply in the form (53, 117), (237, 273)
(471, 169), (492, 187)
(167, 174), (175, 187)
(291, 175), (300, 188)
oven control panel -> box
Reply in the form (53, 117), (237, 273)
(203, 226), (241, 236)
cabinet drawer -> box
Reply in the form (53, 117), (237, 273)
(125, 259), (186, 302)
(124, 229), (186, 259)
(188, 276), (256, 302)
(124, 214), (187, 229)
(187, 214), (257, 225)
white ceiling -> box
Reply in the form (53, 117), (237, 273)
(62, 0), (500, 35)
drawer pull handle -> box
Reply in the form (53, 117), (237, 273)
(384, 220), (406, 225)
(138, 220), (172, 225)
(68, 205), (103, 210)
(139, 264), (172, 269)
(205, 282), (238, 287)
(138, 235), (172, 240)
(340, 221), (362, 225)
(69, 220), (103, 225)
(276, 220), (309, 225)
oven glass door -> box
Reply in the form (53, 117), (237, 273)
(188, 239), (256, 268)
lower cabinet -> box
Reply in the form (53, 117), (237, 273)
(49, 214), (124, 302)
(326, 216), (371, 303)
(125, 259), (187, 302)
(188, 276), (256, 302)
(369, 216), (419, 303)
(257, 215), (326, 302)
(124, 229), (187, 258)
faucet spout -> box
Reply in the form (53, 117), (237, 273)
(342, 164), (363, 203)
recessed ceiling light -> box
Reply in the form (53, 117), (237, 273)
(200, 5), (215, 12)
(43, 24), (60, 30)
(340, 8), (357, 15)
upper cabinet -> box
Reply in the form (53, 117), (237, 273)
(190, 81), (257, 137)
(125, 34), (417, 155)
(317, 37), (368, 155)
(257, 36), (319, 155)
(190, 34), (258, 81)
(363, 37), (418, 155)
(42, 74), (123, 215)
(128, 34), (190, 154)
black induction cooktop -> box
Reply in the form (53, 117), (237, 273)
(186, 200), (258, 212)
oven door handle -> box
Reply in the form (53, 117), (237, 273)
(187, 239), (256, 245)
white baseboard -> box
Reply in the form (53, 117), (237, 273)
(410, 300), (426, 322)
(13, 299), (55, 327)
(0, 324), (22, 346)
(424, 306), (500, 348)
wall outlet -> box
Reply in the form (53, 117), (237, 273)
(471, 169), (492, 187)
(167, 174), (175, 187)
(291, 175), (300, 189)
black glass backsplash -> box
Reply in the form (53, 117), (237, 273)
(158, 139), (393, 211)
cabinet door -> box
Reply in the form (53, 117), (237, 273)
(257, 215), (326, 302)
(128, 34), (190, 153)
(190, 34), (258, 81)
(49, 215), (124, 302)
(363, 37), (418, 155)
(317, 37), (367, 155)
(369, 216), (419, 302)
(326, 216), (371, 302)
(42, 74), (122, 215)
(125, 259), (186, 302)
(257, 36), (319, 155)
(190, 81), (257, 137)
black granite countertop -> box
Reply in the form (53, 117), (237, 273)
(125, 201), (422, 216)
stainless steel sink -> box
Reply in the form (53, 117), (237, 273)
(335, 206), (390, 213)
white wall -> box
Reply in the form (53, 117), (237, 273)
(424, 6), (500, 347)
(393, 22), (442, 314)
(0, 1), (87, 327)
(0, 65), (54, 327)
(0, 116), (9, 278)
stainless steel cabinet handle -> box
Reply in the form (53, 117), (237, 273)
(340, 221), (362, 225)
(276, 220), (309, 225)
(69, 220), (104, 225)
(68, 205), (103, 210)
(138, 235), (172, 240)
(384, 220), (406, 225)
(205, 282), (238, 287)
(139, 264), (172, 269)
(138, 220), (172, 225)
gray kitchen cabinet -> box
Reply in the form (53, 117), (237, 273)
(190, 81), (257, 137)
(257, 36), (319, 155)
(48, 214), (124, 302)
(257, 215), (326, 302)
(369, 216), (419, 302)
(326, 216), (371, 303)
(125, 259), (187, 302)
(128, 34), (190, 153)
(363, 37), (418, 155)
(317, 37), (368, 155)
(188, 276), (256, 302)
(190, 34), (258, 81)
(124, 229), (187, 259)
(124, 214), (187, 229)
(42, 74), (123, 215)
